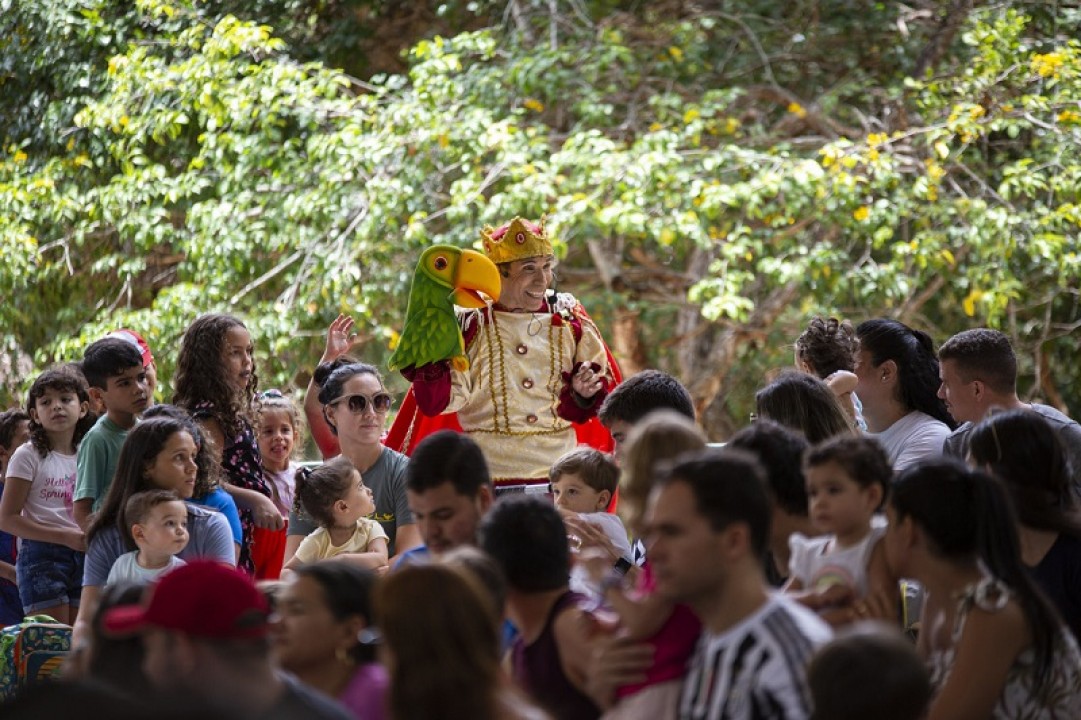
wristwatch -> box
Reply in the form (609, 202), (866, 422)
(612, 557), (633, 576)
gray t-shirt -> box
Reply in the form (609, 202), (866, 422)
(944, 403), (1081, 497)
(288, 447), (412, 555)
(84, 504), (234, 587)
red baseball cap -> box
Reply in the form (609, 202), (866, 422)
(107, 329), (155, 368)
(103, 561), (269, 639)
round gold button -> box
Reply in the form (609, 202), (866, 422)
(522, 378), (534, 389)
(516, 344), (528, 355)
(526, 414), (538, 424)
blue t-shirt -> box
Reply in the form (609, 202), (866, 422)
(190, 487), (243, 545)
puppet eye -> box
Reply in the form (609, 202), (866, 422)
(433, 256), (448, 271)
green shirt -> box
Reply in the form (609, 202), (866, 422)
(75, 415), (130, 512)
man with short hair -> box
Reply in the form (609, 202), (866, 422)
(597, 369), (695, 461)
(479, 496), (601, 720)
(103, 561), (352, 720)
(645, 449), (831, 720)
(397, 430), (494, 565)
(938, 328), (1081, 491)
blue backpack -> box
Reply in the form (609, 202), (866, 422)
(0, 615), (72, 700)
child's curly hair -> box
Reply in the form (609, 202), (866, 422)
(26, 365), (96, 458)
(294, 457), (357, 528)
(173, 314), (258, 436)
(795, 317), (858, 378)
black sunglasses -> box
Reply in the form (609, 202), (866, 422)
(327, 392), (393, 414)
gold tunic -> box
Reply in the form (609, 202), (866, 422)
(446, 299), (612, 483)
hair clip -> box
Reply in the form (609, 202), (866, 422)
(357, 628), (382, 646)
(260, 389), (284, 399)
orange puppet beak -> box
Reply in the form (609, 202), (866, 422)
(452, 249), (502, 308)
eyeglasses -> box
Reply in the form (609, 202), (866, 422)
(327, 392), (393, 414)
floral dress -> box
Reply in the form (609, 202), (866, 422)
(193, 402), (271, 574)
(929, 576), (1081, 719)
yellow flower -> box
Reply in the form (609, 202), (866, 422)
(13, 150), (27, 164)
(668, 46), (684, 62)
(683, 108), (700, 124)
(867, 132), (888, 148)
(962, 290), (984, 318)
(787, 102), (808, 119)
(649, 122), (663, 132)
(1057, 110), (1081, 124)
(925, 159), (946, 181)
(523, 98), (545, 113)
(1031, 52), (1064, 79)
(852, 206), (870, 222)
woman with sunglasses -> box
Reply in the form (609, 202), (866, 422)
(285, 362), (421, 566)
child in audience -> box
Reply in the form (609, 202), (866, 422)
(173, 313), (278, 576)
(787, 435), (897, 626)
(253, 390), (303, 579)
(106, 489), (188, 585)
(74, 337), (149, 530)
(887, 458), (1081, 718)
(0, 409), (30, 625)
(549, 448), (632, 601)
(284, 457), (388, 570)
(0, 366), (95, 623)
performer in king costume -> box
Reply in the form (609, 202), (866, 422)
(385, 217), (622, 493)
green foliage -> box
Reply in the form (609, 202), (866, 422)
(1, 0), (1079, 432)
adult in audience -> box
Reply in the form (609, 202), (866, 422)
(376, 563), (547, 720)
(645, 449), (831, 719)
(938, 328), (1081, 492)
(755, 370), (855, 444)
(968, 409), (1081, 642)
(854, 318), (954, 470)
(285, 361), (421, 564)
(271, 563), (387, 719)
(397, 430), (494, 566)
(727, 420), (815, 586)
(480, 496), (600, 719)
(598, 370), (695, 462)
(103, 561), (352, 720)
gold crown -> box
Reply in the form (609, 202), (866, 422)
(480, 217), (553, 265)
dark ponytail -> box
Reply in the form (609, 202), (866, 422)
(856, 319), (955, 429)
(892, 458), (1061, 694)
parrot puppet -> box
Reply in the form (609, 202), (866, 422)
(387, 245), (502, 374)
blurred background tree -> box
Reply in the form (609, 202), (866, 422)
(1, 0), (1078, 440)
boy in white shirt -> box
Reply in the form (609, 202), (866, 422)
(549, 448), (632, 600)
(107, 490), (188, 585)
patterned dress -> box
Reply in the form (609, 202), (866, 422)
(929, 576), (1081, 719)
(192, 402), (271, 574)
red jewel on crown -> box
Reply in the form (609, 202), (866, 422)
(515, 232), (526, 244)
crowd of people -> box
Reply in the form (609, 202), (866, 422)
(0, 218), (1080, 720)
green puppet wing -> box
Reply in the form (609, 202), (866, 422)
(388, 245), (502, 373)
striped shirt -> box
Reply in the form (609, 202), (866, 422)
(679, 594), (831, 720)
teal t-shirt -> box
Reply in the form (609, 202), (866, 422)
(74, 415), (130, 512)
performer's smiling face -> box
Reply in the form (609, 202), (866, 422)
(499, 255), (555, 311)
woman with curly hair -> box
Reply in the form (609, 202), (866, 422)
(173, 313), (278, 575)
